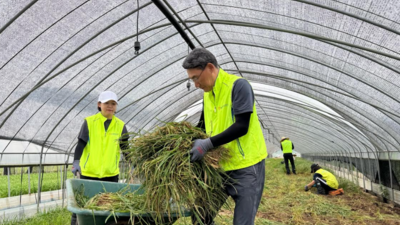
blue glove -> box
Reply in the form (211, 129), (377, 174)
(190, 138), (214, 162)
(72, 160), (81, 176)
(305, 185), (309, 192)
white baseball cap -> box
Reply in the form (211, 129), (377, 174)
(98, 91), (118, 104)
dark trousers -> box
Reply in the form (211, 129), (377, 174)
(71, 174), (119, 225)
(283, 153), (296, 174)
(315, 177), (336, 195)
(192, 159), (265, 225)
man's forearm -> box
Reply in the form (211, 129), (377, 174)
(74, 139), (87, 160)
(210, 112), (251, 147)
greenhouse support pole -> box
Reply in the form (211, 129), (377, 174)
(57, 166), (60, 199)
(28, 167), (31, 194)
(151, 0), (195, 50)
(368, 151), (373, 192)
(387, 150), (394, 202)
(376, 152), (382, 194)
(348, 153), (354, 185)
(62, 163), (67, 207)
(361, 152), (366, 191)
(36, 164), (43, 212)
(8, 167), (10, 197)
(60, 166), (63, 197)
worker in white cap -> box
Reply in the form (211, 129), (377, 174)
(70, 91), (128, 225)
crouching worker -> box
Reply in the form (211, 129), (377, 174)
(304, 164), (344, 195)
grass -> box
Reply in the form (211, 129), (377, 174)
(0, 172), (73, 198)
(3, 158), (400, 225)
(0, 207), (71, 225)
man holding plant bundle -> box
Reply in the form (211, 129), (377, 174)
(183, 48), (267, 225)
(70, 90), (128, 225)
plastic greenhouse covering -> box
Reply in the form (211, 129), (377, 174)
(0, 0), (400, 200)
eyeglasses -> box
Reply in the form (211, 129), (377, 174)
(189, 68), (205, 83)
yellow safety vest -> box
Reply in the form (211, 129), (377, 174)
(203, 69), (267, 171)
(316, 169), (339, 189)
(281, 140), (293, 154)
(80, 112), (125, 178)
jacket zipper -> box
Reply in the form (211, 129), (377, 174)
(84, 153), (90, 169)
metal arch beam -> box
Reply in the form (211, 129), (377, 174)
(213, 31), (400, 76)
(23, 41), (195, 159)
(3, 16), (398, 118)
(228, 69), (400, 147)
(0, 1), (91, 71)
(0, 0), (131, 107)
(257, 103), (376, 158)
(0, 2), (154, 125)
(162, 0), (204, 48)
(255, 98), (380, 156)
(237, 68), (400, 138)
(172, 15), (399, 86)
(214, 41), (400, 104)
(0, 0), (38, 34)
(222, 59), (400, 117)
(263, 115), (355, 151)
(16, 37), (394, 157)
(224, 71), (399, 154)
(257, 103), (369, 147)
(291, 0), (400, 36)
(151, 0), (195, 49)
(264, 115), (357, 152)
(201, 3), (400, 56)
(266, 121), (346, 155)
(327, 1), (400, 26)
(262, 112), (374, 156)
(2, 19), (397, 123)
(20, 22), (206, 157)
(236, 71), (400, 149)
(184, 20), (400, 61)
(1, 23), (197, 156)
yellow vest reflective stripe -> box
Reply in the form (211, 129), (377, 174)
(203, 69), (267, 171)
(80, 113), (125, 178)
(281, 140), (293, 154)
(316, 169), (339, 189)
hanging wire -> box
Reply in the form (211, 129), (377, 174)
(134, 0), (141, 55)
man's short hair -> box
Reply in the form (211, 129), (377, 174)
(182, 48), (218, 70)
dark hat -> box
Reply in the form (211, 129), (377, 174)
(310, 163), (319, 173)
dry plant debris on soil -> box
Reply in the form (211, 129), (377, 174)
(175, 158), (400, 225)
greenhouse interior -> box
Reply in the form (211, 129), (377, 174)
(0, 0), (400, 224)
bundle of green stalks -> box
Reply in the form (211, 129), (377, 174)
(125, 121), (231, 224)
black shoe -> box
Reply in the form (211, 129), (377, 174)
(293, 171), (296, 175)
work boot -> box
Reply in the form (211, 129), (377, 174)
(316, 181), (326, 195)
